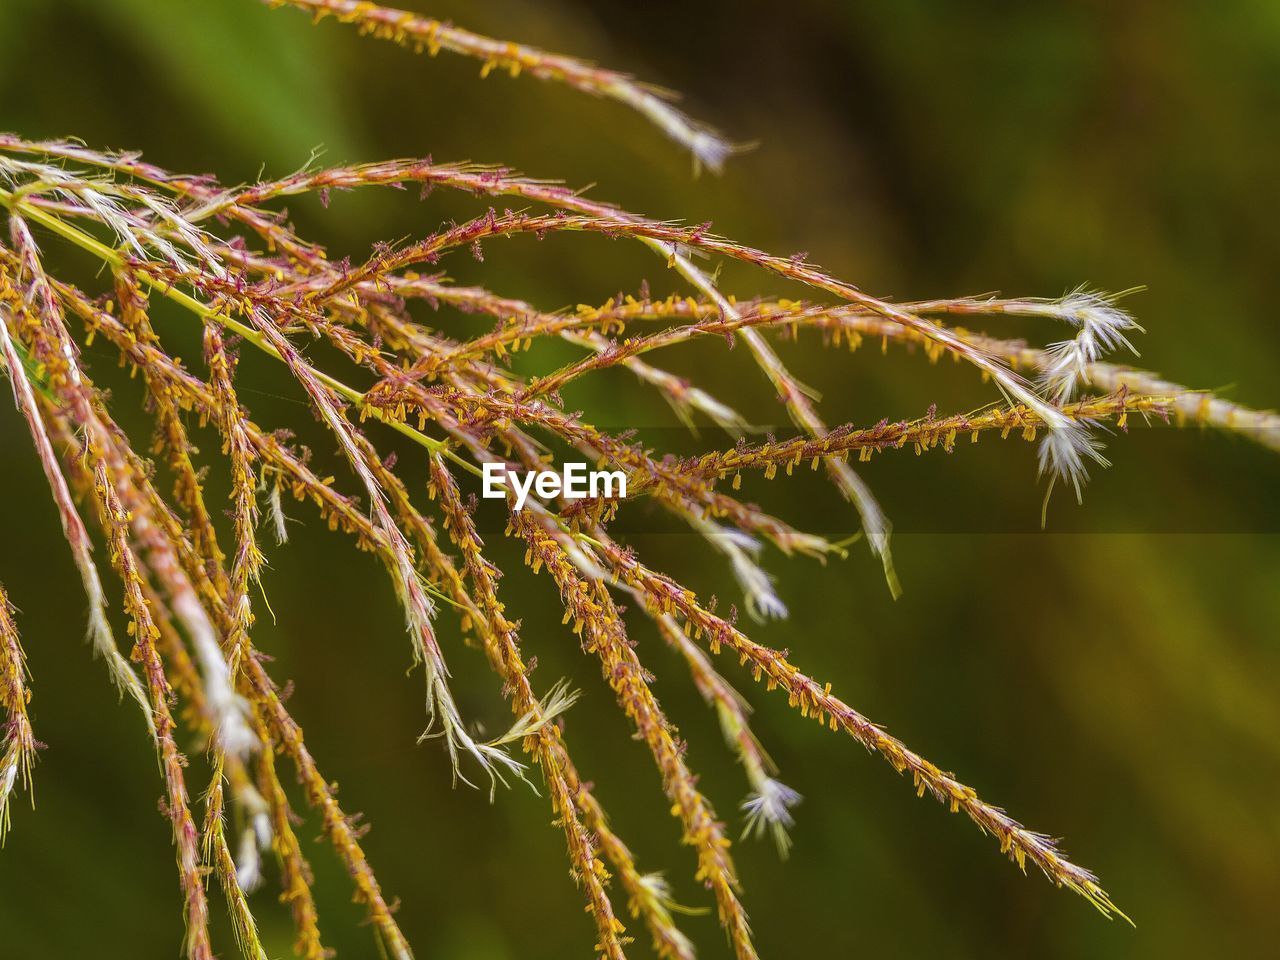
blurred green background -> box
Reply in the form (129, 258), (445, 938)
(2, 1), (1279, 957)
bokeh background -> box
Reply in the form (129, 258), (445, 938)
(2, 1), (1279, 957)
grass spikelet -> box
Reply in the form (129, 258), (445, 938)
(421, 452), (692, 960)
(514, 507), (760, 960)
(0, 585), (36, 843)
(263, 0), (737, 171)
(429, 453), (632, 958)
(594, 536), (1130, 922)
(84, 423), (217, 960)
(245, 645), (416, 960)
(202, 756), (270, 960)
(254, 736), (328, 960)
(654, 614), (799, 857)
(0, 301), (152, 732)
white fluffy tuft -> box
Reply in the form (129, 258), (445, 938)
(1038, 423), (1110, 504)
(1038, 289), (1143, 400)
(697, 519), (789, 622)
(741, 777), (803, 857)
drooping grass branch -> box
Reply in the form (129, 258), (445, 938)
(428, 456), (634, 959)
(262, 0), (737, 172)
(514, 507), (759, 960)
(584, 531), (1128, 920)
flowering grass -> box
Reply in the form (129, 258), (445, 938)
(1, 4), (1278, 959)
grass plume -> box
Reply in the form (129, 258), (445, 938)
(1, 4), (1276, 957)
